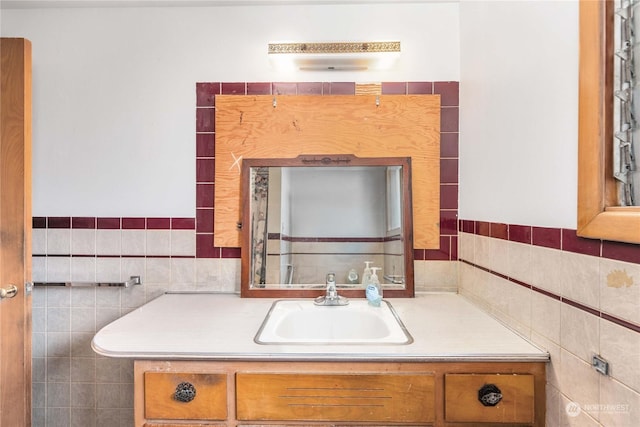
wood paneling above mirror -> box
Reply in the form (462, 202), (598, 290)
(214, 94), (441, 248)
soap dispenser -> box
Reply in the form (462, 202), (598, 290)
(346, 268), (359, 284)
(365, 267), (383, 307)
(361, 261), (373, 286)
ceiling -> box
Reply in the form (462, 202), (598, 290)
(1, 0), (456, 9)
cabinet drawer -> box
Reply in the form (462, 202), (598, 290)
(236, 372), (435, 423)
(444, 373), (534, 424)
(144, 372), (227, 421)
(144, 424), (226, 427)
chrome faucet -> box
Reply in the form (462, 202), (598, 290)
(314, 272), (349, 306)
(326, 272), (337, 299)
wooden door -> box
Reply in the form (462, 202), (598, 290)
(0, 37), (33, 427)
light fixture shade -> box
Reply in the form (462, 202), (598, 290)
(268, 41), (401, 71)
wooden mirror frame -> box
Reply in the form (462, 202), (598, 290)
(240, 154), (415, 298)
(578, 0), (640, 244)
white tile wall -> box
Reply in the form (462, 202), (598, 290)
(32, 227), (238, 427)
(414, 259), (458, 292)
(96, 229), (121, 255)
(459, 231), (640, 427)
(121, 230), (145, 256)
(33, 221), (441, 426)
(46, 229), (70, 255)
(529, 245), (565, 296)
(559, 251), (600, 309)
(37, 223), (640, 426)
(600, 319), (640, 392)
(560, 304), (599, 364)
(600, 376), (640, 426)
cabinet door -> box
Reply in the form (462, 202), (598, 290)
(444, 373), (535, 424)
(144, 372), (227, 421)
(236, 372), (435, 423)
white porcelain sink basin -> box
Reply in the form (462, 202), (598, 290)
(255, 299), (413, 345)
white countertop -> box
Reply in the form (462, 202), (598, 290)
(91, 292), (549, 362)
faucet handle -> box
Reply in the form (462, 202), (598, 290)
(326, 272), (336, 284)
(315, 272), (349, 306)
(326, 273), (337, 299)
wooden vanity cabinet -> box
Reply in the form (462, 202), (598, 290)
(444, 374), (535, 424)
(236, 372), (435, 423)
(144, 372), (227, 421)
(135, 360), (545, 427)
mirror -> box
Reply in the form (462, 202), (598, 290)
(241, 155), (414, 298)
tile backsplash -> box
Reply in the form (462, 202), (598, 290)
(458, 219), (640, 427)
(195, 81), (460, 261)
(31, 216), (240, 427)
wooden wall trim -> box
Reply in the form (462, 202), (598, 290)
(578, 0), (640, 244)
(214, 94), (441, 249)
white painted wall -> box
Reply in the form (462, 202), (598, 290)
(459, 0), (579, 228)
(289, 167), (386, 237)
(0, 2), (459, 217)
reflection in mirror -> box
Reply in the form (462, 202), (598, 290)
(241, 155), (414, 298)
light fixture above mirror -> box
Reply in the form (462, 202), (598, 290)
(267, 41), (401, 71)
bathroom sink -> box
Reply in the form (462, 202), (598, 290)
(255, 299), (413, 345)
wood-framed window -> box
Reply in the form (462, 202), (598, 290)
(578, 0), (640, 244)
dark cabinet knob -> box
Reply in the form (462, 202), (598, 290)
(478, 383), (502, 406)
(174, 382), (196, 402)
